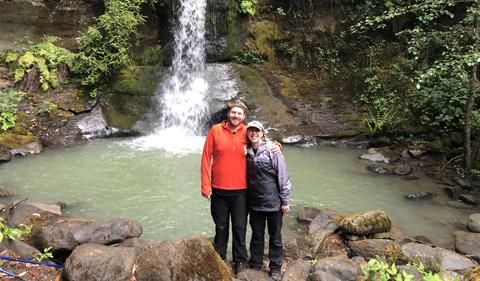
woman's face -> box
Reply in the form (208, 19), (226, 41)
(247, 128), (263, 145)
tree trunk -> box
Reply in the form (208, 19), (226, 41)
(464, 0), (480, 173)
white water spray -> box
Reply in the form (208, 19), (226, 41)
(157, 0), (208, 135)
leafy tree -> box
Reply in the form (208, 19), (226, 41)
(72, 0), (146, 87)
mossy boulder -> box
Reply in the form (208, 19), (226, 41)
(339, 210), (391, 236)
(101, 65), (165, 130)
(135, 236), (231, 281)
(0, 133), (39, 150)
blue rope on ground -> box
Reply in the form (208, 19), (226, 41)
(0, 267), (18, 277)
(0, 255), (64, 268)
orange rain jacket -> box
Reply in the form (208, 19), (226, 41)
(201, 121), (247, 197)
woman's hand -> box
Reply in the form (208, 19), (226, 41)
(281, 204), (290, 213)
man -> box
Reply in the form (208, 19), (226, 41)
(201, 100), (249, 274)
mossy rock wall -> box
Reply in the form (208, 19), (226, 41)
(101, 65), (165, 130)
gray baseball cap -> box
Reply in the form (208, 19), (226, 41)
(247, 120), (264, 131)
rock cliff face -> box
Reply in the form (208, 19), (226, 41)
(0, 0), (104, 50)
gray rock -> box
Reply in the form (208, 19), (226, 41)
(446, 200), (473, 209)
(459, 194), (480, 206)
(282, 135), (304, 144)
(308, 209), (343, 255)
(454, 177), (474, 190)
(311, 257), (360, 281)
(408, 149), (427, 157)
(65, 243), (136, 281)
(455, 231), (480, 260)
(135, 236), (232, 281)
(10, 141), (43, 156)
(116, 238), (157, 256)
(360, 148), (390, 163)
(393, 164), (412, 176)
(0, 145), (11, 162)
(297, 207), (321, 224)
(401, 243), (438, 271)
(281, 260), (311, 281)
(349, 239), (400, 260)
(284, 237), (310, 260)
(443, 186), (463, 200)
(32, 217), (143, 253)
(436, 247), (477, 271)
(366, 164), (392, 175)
(0, 239), (41, 259)
(396, 265), (423, 281)
(467, 214), (480, 233)
(404, 191), (436, 200)
(77, 106), (116, 139)
(316, 234), (349, 259)
(6, 201), (62, 227)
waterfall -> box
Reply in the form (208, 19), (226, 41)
(156, 0), (208, 135)
(128, 0), (239, 154)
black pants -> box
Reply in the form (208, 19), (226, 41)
(210, 191), (247, 262)
(248, 210), (283, 272)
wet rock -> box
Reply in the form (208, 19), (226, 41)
(339, 210), (391, 236)
(135, 236), (231, 281)
(282, 260), (311, 281)
(311, 257), (360, 281)
(436, 247), (477, 271)
(10, 141), (43, 156)
(455, 231), (480, 261)
(446, 200), (473, 209)
(236, 269), (271, 281)
(308, 209), (343, 255)
(393, 164), (412, 176)
(308, 271), (341, 281)
(459, 194), (480, 206)
(349, 239), (400, 260)
(282, 135), (304, 144)
(443, 186), (463, 200)
(315, 234), (349, 259)
(284, 237), (311, 260)
(454, 176), (474, 190)
(116, 238), (157, 256)
(65, 243), (136, 281)
(0, 238), (41, 259)
(401, 149), (411, 159)
(32, 217), (142, 254)
(6, 201), (62, 227)
(0, 145), (11, 162)
(366, 164), (392, 175)
(297, 207), (321, 224)
(360, 148), (390, 163)
(408, 148), (427, 157)
(404, 191), (436, 200)
(76, 106), (116, 139)
(401, 243), (438, 271)
(468, 214), (480, 233)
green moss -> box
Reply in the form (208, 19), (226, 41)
(0, 133), (38, 150)
(109, 65), (160, 96)
(233, 64), (262, 88)
(224, 0), (242, 58)
(245, 20), (280, 66)
(130, 44), (164, 66)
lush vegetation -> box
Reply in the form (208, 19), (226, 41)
(239, 0), (258, 16)
(72, 0), (146, 87)
(2, 36), (74, 91)
(0, 218), (31, 243)
(0, 90), (25, 131)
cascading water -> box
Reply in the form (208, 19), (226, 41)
(156, 0), (208, 135)
(129, 0), (238, 154)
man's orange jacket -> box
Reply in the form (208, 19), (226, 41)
(201, 121), (247, 197)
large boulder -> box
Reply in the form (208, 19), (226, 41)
(0, 238), (41, 259)
(116, 238), (157, 256)
(308, 209), (344, 256)
(32, 217), (142, 254)
(297, 207), (321, 224)
(339, 210), (391, 236)
(65, 243), (137, 281)
(315, 234), (349, 259)
(236, 269), (271, 281)
(6, 201), (62, 227)
(310, 257), (360, 281)
(135, 236), (231, 281)
(281, 260), (311, 281)
(436, 248), (477, 272)
(455, 231), (480, 261)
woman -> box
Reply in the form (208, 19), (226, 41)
(245, 120), (292, 281)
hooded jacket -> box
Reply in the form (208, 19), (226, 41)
(246, 141), (292, 212)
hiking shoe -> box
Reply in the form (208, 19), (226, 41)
(270, 271), (282, 281)
(234, 262), (247, 274)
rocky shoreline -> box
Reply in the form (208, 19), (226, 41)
(0, 199), (478, 280)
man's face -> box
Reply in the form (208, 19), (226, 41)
(227, 107), (246, 128)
